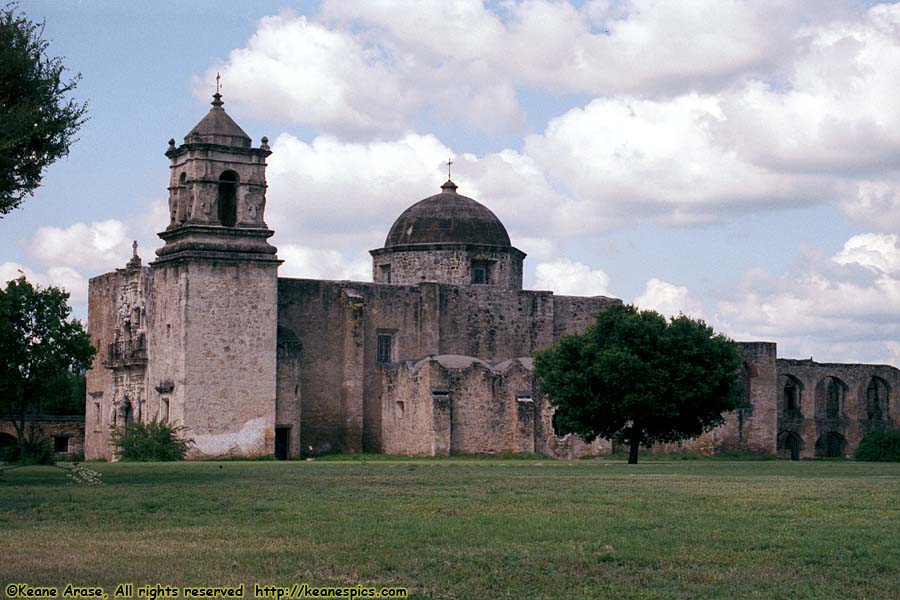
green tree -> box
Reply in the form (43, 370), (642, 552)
(534, 304), (743, 464)
(0, 3), (87, 216)
(0, 277), (95, 461)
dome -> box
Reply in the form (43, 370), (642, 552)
(384, 180), (511, 247)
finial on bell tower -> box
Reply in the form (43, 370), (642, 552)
(212, 72), (223, 108)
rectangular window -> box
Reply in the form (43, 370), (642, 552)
(377, 333), (393, 363)
(95, 401), (101, 425)
(379, 264), (392, 284)
(161, 398), (170, 423)
(471, 260), (492, 284)
(54, 436), (69, 453)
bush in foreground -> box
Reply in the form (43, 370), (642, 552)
(111, 420), (192, 461)
(4, 431), (53, 465)
(854, 429), (900, 462)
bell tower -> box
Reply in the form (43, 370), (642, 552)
(157, 90), (276, 261)
(147, 91), (280, 458)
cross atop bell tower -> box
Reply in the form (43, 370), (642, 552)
(154, 89), (277, 265)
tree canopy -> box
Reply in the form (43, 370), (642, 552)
(0, 4), (87, 216)
(534, 303), (743, 464)
(0, 276), (95, 459)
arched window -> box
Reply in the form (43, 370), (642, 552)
(826, 378), (843, 418)
(816, 376), (846, 419)
(779, 374), (803, 417)
(866, 376), (889, 420)
(778, 431), (802, 461)
(217, 171), (238, 227)
(815, 432), (846, 458)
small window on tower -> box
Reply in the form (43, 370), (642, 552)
(377, 333), (393, 363)
(161, 398), (170, 423)
(217, 170), (238, 227)
(379, 264), (392, 284)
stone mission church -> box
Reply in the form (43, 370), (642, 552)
(84, 94), (899, 461)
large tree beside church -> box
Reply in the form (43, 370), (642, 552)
(0, 277), (94, 461)
(0, 4), (87, 216)
(534, 304), (743, 464)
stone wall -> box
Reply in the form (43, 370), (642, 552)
(650, 341), (778, 456)
(0, 416), (85, 457)
(380, 355), (604, 457)
(277, 277), (619, 455)
(86, 257), (279, 460)
(775, 359), (900, 458)
(171, 259), (278, 458)
(84, 269), (137, 459)
(371, 244), (524, 289)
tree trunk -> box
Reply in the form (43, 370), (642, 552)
(628, 431), (642, 464)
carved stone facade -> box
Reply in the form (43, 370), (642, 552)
(84, 96), (899, 461)
(102, 248), (147, 432)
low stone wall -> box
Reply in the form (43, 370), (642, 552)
(0, 415), (85, 458)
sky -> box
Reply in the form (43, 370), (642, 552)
(4, 0), (900, 366)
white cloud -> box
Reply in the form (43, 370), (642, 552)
(0, 262), (37, 285)
(266, 132), (453, 250)
(714, 233), (900, 365)
(534, 258), (610, 296)
(184, 1), (900, 253)
(202, 13), (418, 136)
(833, 233), (900, 274)
(278, 244), (371, 281)
(30, 219), (131, 271)
(520, 94), (840, 233)
(18, 204), (166, 315)
(634, 278), (704, 318)
(715, 4), (900, 176)
(207, 1), (849, 137)
(842, 180), (900, 231)
(0, 262), (88, 311)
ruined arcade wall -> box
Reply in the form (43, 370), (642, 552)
(775, 359), (900, 458)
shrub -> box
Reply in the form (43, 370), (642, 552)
(5, 430), (54, 465)
(854, 429), (900, 462)
(111, 420), (193, 461)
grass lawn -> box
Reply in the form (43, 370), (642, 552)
(1, 458), (899, 600)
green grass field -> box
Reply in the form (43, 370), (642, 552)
(1, 458), (899, 600)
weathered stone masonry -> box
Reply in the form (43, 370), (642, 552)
(84, 94), (899, 460)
